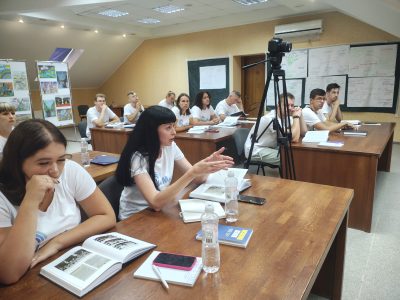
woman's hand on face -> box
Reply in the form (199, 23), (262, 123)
(25, 175), (58, 206)
(30, 238), (63, 268)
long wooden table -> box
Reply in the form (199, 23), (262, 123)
(286, 122), (395, 232)
(1, 175), (353, 299)
(71, 150), (119, 182)
(90, 126), (238, 163)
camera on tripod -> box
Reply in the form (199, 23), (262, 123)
(268, 37), (292, 68)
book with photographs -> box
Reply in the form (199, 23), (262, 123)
(40, 232), (156, 297)
(195, 224), (253, 248)
(179, 199), (225, 223)
(133, 251), (203, 287)
(189, 168), (251, 203)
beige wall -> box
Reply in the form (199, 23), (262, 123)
(99, 11), (400, 141)
(31, 88), (98, 123)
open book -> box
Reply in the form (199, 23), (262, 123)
(187, 125), (210, 134)
(179, 199), (225, 223)
(189, 168), (250, 203)
(134, 251), (203, 287)
(40, 232), (155, 297)
(195, 224), (253, 248)
(216, 116), (240, 127)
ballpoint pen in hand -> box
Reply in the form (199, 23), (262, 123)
(152, 264), (169, 290)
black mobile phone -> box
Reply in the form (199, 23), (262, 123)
(238, 194), (266, 205)
(153, 252), (196, 271)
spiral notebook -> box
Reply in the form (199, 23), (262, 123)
(133, 251), (203, 287)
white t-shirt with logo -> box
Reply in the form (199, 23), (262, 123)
(244, 115), (293, 158)
(119, 142), (185, 220)
(302, 105), (326, 130)
(123, 103), (144, 123)
(171, 106), (191, 127)
(86, 106), (117, 139)
(0, 160), (96, 250)
(191, 105), (216, 122)
(215, 99), (240, 117)
(158, 99), (174, 110)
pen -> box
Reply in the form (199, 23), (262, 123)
(152, 264), (169, 290)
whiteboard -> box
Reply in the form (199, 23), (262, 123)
(309, 45), (349, 76)
(0, 60), (32, 122)
(347, 77), (395, 107)
(199, 65), (226, 89)
(349, 44), (397, 77)
(281, 49), (308, 79)
(266, 79), (303, 107)
(304, 76), (347, 104)
(37, 61), (74, 126)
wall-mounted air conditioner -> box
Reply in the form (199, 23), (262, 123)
(274, 19), (323, 38)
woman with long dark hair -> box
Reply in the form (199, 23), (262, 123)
(191, 91), (220, 125)
(116, 106), (233, 220)
(0, 120), (115, 284)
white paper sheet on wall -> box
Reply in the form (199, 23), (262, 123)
(304, 76), (347, 104)
(265, 79), (303, 107)
(281, 49), (308, 79)
(347, 77), (395, 107)
(199, 65), (226, 89)
(308, 45), (349, 76)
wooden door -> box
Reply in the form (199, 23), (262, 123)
(241, 55), (266, 117)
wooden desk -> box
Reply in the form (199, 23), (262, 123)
(70, 151), (119, 182)
(286, 122), (395, 232)
(90, 127), (131, 154)
(1, 175), (353, 299)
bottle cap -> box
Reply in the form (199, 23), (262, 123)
(227, 170), (234, 177)
(205, 203), (214, 213)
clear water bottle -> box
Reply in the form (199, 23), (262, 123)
(201, 204), (220, 274)
(225, 170), (239, 222)
(80, 138), (90, 167)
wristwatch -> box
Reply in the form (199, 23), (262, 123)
(293, 116), (300, 119)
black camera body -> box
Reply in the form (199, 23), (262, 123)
(268, 37), (292, 54)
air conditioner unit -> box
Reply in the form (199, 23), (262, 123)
(274, 19), (323, 38)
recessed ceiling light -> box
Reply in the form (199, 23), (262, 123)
(94, 30), (99, 33)
(153, 5), (184, 14)
(137, 18), (160, 24)
(60, 25), (65, 29)
(122, 34), (126, 38)
(232, 0), (268, 6)
(98, 9), (129, 18)
(18, 18), (24, 23)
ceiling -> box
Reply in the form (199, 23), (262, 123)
(0, 0), (399, 89)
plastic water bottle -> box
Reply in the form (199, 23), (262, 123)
(201, 204), (220, 274)
(225, 170), (239, 222)
(80, 138), (90, 167)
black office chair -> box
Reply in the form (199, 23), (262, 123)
(233, 127), (281, 177)
(77, 105), (89, 121)
(98, 175), (124, 220)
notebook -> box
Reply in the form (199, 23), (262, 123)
(179, 199), (225, 223)
(91, 155), (119, 165)
(195, 224), (253, 248)
(302, 130), (329, 143)
(133, 251), (203, 287)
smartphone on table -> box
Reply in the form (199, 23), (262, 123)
(238, 194), (266, 205)
(153, 252), (197, 271)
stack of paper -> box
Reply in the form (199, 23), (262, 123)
(302, 130), (329, 143)
(187, 126), (209, 134)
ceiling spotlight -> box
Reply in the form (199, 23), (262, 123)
(94, 30), (99, 33)
(60, 25), (65, 29)
(122, 34), (127, 38)
(18, 18), (24, 23)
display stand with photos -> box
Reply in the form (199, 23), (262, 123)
(0, 59), (33, 122)
(36, 61), (75, 127)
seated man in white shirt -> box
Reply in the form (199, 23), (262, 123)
(123, 91), (144, 124)
(321, 83), (343, 123)
(302, 88), (352, 132)
(244, 93), (307, 166)
(214, 90), (244, 121)
(158, 91), (175, 109)
(86, 93), (120, 139)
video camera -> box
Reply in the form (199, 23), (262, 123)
(268, 37), (292, 68)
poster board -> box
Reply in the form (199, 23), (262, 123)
(36, 61), (74, 126)
(308, 45), (349, 76)
(304, 76), (347, 105)
(281, 49), (308, 79)
(0, 59), (32, 122)
(266, 79), (303, 107)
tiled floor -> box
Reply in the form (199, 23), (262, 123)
(61, 127), (400, 299)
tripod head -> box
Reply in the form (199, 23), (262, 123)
(267, 37), (292, 70)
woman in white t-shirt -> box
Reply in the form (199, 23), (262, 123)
(191, 91), (220, 125)
(171, 93), (193, 132)
(0, 120), (115, 284)
(116, 106), (233, 220)
(0, 102), (16, 158)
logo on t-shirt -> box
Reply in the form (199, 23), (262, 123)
(35, 231), (47, 250)
(155, 173), (171, 189)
